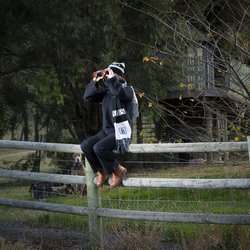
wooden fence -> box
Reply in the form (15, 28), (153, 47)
(0, 138), (250, 249)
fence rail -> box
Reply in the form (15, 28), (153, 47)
(95, 208), (250, 225)
(123, 177), (250, 189)
(0, 169), (249, 189)
(0, 169), (86, 184)
(0, 198), (88, 215)
(0, 198), (249, 225)
(0, 139), (248, 153)
(0, 138), (250, 250)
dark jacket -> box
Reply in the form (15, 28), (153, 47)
(84, 76), (134, 132)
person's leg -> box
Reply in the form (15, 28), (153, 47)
(93, 133), (118, 175)
(80, 131), (107, 174)
(110, 164), (127, 188)
(93, 132), (127, 188)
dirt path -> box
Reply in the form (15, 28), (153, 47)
(0, 220), (182, 249)
(0, 221), (91, 249)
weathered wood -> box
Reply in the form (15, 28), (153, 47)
(0, 140), (82, 153)
(0, 198), (88, 215)
(85, 158), (104, 250)
(2, 168), (248, 189)
(1, 198), (249, 225)
(0, 140), (248, 154)
(0, 169), (86, 184)
(248, 136), (250, 162)
(122, 178), (250, 189)
(129, 141), (248, 153)
(96, 208), (250, 225)
(0, 169), (250, 189)
(0, 198), (250, 226)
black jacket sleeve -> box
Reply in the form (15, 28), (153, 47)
(106, 77), (133, 101)
(83, 80), (107, 103)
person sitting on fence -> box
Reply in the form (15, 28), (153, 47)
(80, 62), (139, 188)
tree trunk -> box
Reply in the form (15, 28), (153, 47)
(22, 105), (29, 141)
(33, 109), (41, 172)
(10, 114), (17, 140)
(34, 110), (40, 142)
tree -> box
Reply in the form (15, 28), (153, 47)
(119, 0), (250, 143)
(0, 0), (173, 143)
(0, 0), (124, 142)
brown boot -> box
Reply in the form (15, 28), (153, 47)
(95, 170), (107, 188)
(110, 165), (127, 189)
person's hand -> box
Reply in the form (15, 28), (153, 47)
(105, 68), (115, 79)
(93, 75), (103, 82)
(92, 70), (105, 82)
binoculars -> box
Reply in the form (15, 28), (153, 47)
(92, 69), (109, 78)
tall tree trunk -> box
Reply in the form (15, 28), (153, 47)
(22, 105), (29, 141)
(10, 114), (17, 140)
(34, 109), (40, 142)
(33, 109), (41, 172)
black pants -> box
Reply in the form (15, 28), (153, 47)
(80, 130), (118, 175)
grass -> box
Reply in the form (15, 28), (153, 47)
(0, 149), (35, 159)
(100, 187), (250, 214)
(0, 173), (249, 236)
(127, 161), (250, 178)
(0, 237), (33, 250)
(99, 162), (250, 215)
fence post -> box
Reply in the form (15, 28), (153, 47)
(85, 157), (104, 250)
(248, 136), (250, 162)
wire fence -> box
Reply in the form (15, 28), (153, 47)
(0, 140), (250, 250)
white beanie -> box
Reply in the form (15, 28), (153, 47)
(108, 62), (125, 76)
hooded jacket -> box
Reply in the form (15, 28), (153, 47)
(84, 76), (134, 132)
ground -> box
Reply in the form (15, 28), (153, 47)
(0, 220), (182, 250)
(0, 220), (90, 249)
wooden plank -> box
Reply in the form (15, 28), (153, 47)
(0, 140), (82, 154)
(1, 198), (249, 225)
(129, 141), (248, 153)
(96, 208), (250, 225)
(0, 169), (86, 185)
(248, 136), (250, 162)
(0, 140), (248, 154)
(122, 178), (250, 189)
(0, 198), (88, 215)
(1, 168), (249, 189)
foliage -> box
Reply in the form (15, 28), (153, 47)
(121, 0), (250, 142)
(0, 0), (123, 141)
(0, 0), (173, 142)
(0, 0), (249, 143)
